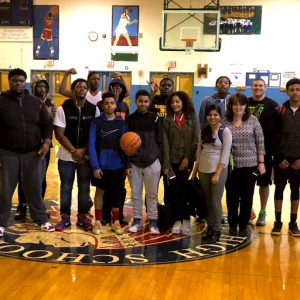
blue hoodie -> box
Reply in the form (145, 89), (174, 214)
(88, 113), (126, 170)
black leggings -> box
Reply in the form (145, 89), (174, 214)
(169, 162), (193, 221)
(225, 166), (257, 228)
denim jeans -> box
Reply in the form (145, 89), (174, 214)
(58, 159), (91, 215)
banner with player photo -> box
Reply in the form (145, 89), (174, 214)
(33, 5), (59, 60)
(111, 5), (139, 62)
(205, 6), (262, 35)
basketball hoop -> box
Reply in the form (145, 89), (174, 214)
(181, 38), (196, 55)
(181, 38), (197, 48)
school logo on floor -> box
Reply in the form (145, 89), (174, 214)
(0, 201), (255, 266)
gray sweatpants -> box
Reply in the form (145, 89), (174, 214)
(198, 167), (228, 231)
(0, 149), (48, 227)
(131, 159), (161, 220)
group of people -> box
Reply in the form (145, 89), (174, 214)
(0, 68), (299, 241)
(196, 76), (300, 240)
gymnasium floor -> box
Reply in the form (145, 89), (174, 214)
(0, 147), (299, 300)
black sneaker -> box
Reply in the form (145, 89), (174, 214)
(229, 226), (238, 236)
(271, 221), (282, 236)
(288, 222), (300, 237)
(55, 214), (71, 232)
(14, 205), (27, 220)
(239, 226), (248, 237)
(77, 214), (93, 231)
(119, 218), (128, 225)
(202, 230), (220, 243)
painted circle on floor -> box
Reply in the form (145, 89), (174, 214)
(0, 201), (255, 266)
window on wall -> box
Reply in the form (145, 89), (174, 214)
(98, 72), (109, 91)
(0, 70), (10, 91)
(98, 71), (131, 93)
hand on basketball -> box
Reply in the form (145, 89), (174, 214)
(93, 169), (103, 179)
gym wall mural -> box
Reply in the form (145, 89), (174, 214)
(33, 5), (59, 60)
(111, 5), (139, 62)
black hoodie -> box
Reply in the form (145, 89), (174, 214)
(107, 78), (129, 120)
(0, 90), (53, 153)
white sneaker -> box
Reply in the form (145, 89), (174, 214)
(149, 222), (160, 234)
(182, 220), (192, 235)
(50, 48), (54, 57)
(171, 221), (181, 234)
(40, 222), (55, 232)
(0, 226), (4, 237)
(92, 221), (102, 235)
(129, 220), (143, 233)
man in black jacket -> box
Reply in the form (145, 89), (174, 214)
(272, 78), (300, 237)
(0, 68), (54, 237)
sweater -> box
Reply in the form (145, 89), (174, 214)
(223, 115), (265, 168)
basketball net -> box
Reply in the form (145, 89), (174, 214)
(181, 38), (196, 55)
(185, 48), (194, 55)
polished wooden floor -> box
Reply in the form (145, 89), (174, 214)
(1, 147), (299, 300)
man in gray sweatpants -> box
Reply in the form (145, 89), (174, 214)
(0, 68), (54, 237)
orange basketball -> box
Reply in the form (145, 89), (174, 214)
(50, 6), (59, 14)
(120, 132), (142, 156)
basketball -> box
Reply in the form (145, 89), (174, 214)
(120, 132), (141, 156)
(50, 6), (59, 14)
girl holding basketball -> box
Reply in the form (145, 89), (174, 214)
(163, 91), (199, 235)
(88, 92), (129, 235)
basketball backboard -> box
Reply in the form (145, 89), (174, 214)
(161, 10), (220, 51)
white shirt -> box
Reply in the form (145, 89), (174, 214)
(54, 104), (100, 161)
(86, 90), (102, 106)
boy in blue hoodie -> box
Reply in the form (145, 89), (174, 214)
(88, 92), (128, 235)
